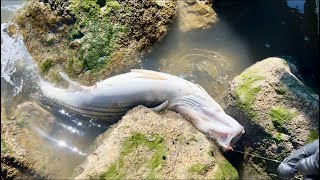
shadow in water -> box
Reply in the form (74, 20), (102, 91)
(212, 0), (319, 91)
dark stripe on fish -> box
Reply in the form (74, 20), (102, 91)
(82, 104), (134, 112)
(47, 97), (164, 119)
(59, 102), (126, 119)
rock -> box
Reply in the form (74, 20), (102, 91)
(178, 0), (219, 32)
(1, 101), (87, 179)
(219, 57), (319, 179)
(13, 0), (177, 85)
(73, 107), (238, 179)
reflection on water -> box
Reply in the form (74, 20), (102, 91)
(1, 22), (39, 118)
(1, 2), (112, 178)
(287, 0), (305, 14)
(212, 0), (319, 90)
(159, 48), (233, 99)
(1, 0), (319, 179)
(1, 0), (24, 23)
(143, 20), (251, 99)
(143, 0), (319, 97)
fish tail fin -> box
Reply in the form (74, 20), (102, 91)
(38, 79), (69, 101)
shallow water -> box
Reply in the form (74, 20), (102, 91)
(1, 1), (110, 178)
(143, 20), (252, 99)
(144, 0), (319, 94)
(1, 0), (319, 179)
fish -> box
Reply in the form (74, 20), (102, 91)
(38, 69), (245, 150)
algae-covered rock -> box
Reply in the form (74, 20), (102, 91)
(73, 107), (238, 179)
(219, 57), (319, 179)
(13, 0), (177, 85)
(178, 0), (219, 32)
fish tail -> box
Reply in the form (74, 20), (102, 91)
(38, 79), (69, 102)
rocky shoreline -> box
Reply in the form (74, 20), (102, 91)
(220, 57), (319, 179)
(13, 0), (177, 85)
(1, 0), (319, 179)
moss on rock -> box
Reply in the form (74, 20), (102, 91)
(99, 133), (166, 179)
(269, 107), (298, 133)
(14, 0), (177, 85)
(74, 107), (235, 179)
(213, 160), (238, 180)
(188, 163), (209, 175)
(306, 130), (319, 144)
(39, 59), (54, 73)
(235, 69), (264, 118)
(1, 138), (12, 154)
(68, 0), (127, 71)
(219, 57), (319, 179)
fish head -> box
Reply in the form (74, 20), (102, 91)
(196, 107), (245, 151)
(207, 128), (245, 152)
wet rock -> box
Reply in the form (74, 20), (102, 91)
(219, 57), (319, 179)
(73, 107), (238, 179)
(1, 101), (87, 179)
(14, 0), (71, 83)
(13, 0), (177, 85)
(178, 0), (219, 32)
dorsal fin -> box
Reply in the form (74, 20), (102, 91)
(59, 72), (86, 91)
(131, 69), (167, 80)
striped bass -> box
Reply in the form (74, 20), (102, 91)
(39, 69), (244, 150)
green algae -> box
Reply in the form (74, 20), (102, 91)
(68, 0), (126, 71)
(306, 130), (319, 144)
(1, 138), (12, 154)
(213, 160), (238, 180)
(275, 132), (284, 142)
(269, 107), (298, 133)
(99, 133), (166, 179)
(39, 59), (54, 73)
(188, 163), (209, 175)
(235, 69), (264, 118)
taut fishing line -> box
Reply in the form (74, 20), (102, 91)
(232, 149), (282, 163)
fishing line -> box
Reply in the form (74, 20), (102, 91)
(232, 149), (282, 163)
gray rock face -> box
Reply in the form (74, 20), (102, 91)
(219, 57), (319, 179)
(73, 107), (238, 179)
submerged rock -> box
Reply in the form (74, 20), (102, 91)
(73, 107), (238, 179)
(1, 102), (88, 179)
(219, 57), (319, 179)
(178, 0), (219, 32)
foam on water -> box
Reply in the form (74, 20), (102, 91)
(1, 23), (41, 117)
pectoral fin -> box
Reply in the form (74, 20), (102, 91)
(149, 100), (169, 112)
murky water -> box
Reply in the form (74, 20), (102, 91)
(142, 20), (251, 99)
(144, 0), (319, 94)
(1, 0), (319, 179)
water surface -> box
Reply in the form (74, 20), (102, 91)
(1, 0), (318, 178)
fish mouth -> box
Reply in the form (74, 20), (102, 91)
(227, 128), (244, 151)
(229, 133), (242, 148)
